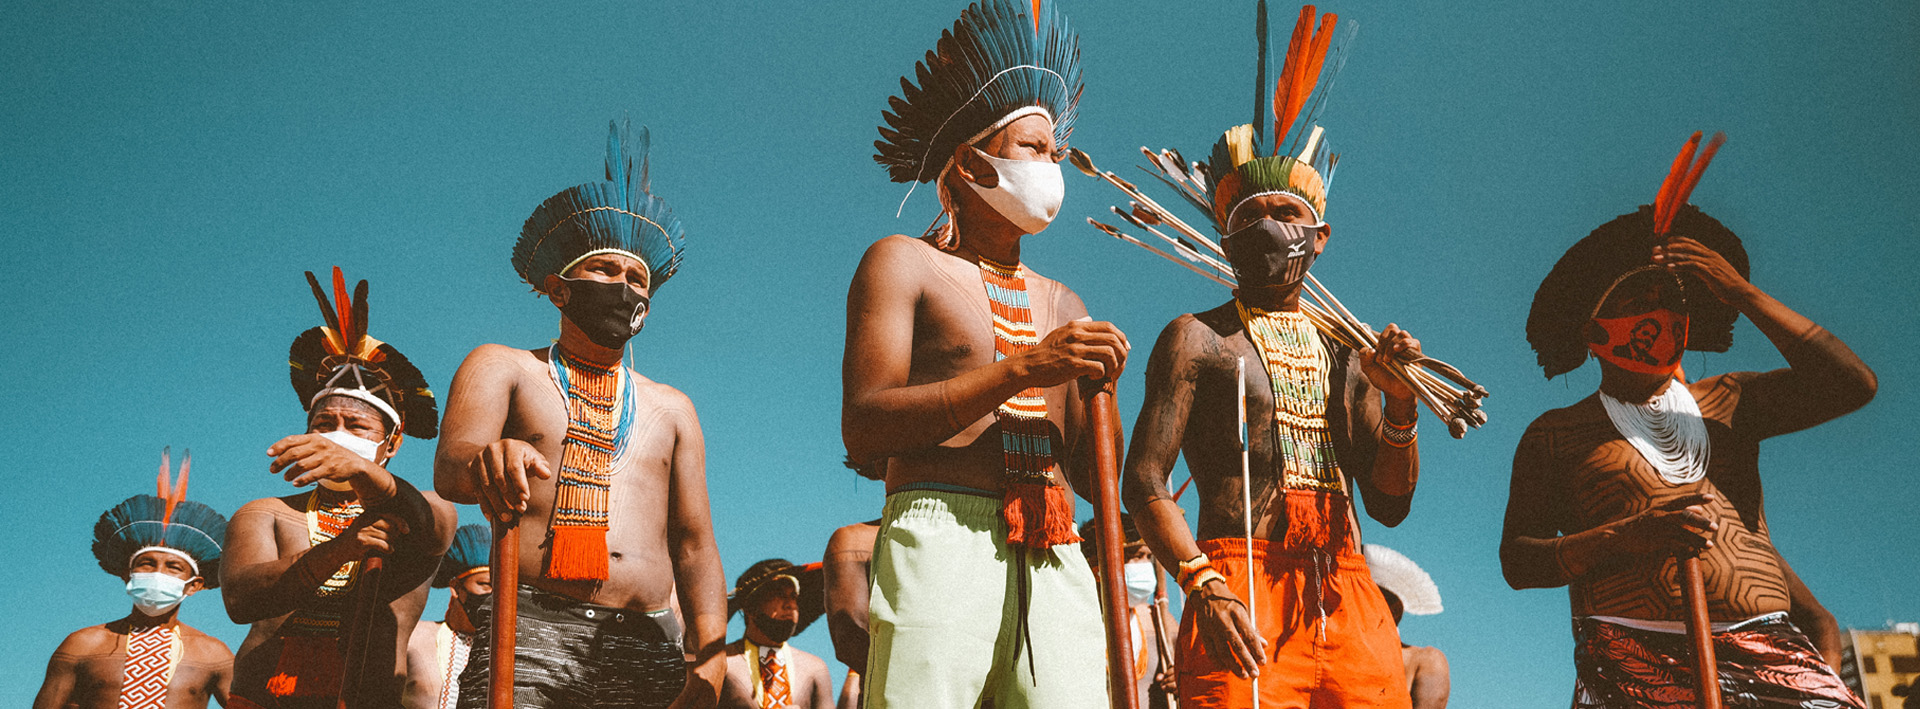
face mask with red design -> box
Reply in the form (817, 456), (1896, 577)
(1588, 309), (1689, 375)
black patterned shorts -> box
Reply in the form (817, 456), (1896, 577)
(457, 584), (685, 709)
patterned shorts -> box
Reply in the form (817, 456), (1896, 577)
(457, 584), (685, 709)
(1572, 612), (1863, 709)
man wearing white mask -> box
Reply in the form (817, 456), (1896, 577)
(223, 269), (456, 709)
(846, 2), (1127, 707)
(36, 449), (233, 709)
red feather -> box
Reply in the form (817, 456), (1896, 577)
(1272, 5), (1316, 150)
(164, 451), (190, 528)
(156, 446), (171, 500)
(1031, 0), (1041, 35)
(331, 267), (354, 351)
(1663, 132), (1727, 234)
(1654, 132), (1702, 232)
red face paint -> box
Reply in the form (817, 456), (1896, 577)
(1588, 308), (1689, 375)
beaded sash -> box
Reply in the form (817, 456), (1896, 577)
(1239, 302), (1349, 551)
(979, 258), (1077, 550)
(545, 344), (634, 580)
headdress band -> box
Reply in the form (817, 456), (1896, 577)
(1224, 189), (1325, 229)
(129, 546), (200, 576)
(897, 69), (1068, 217)
(556, 247), (654, 290)
(309, 386), (404, 429)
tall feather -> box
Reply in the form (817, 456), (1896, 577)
(1654, 132), (1701, 232)
(1274, 7), (1335, 156)
(304, 271), (344, 355)
(164, 450), (190, 528)
(1662, 132), (1726, 234)
(1253, 0), (1270, 151)
(1272, 5), (1315, 149)
(156, 446), (171, 500)
(350, 278), (369, 354)
(1031, 0), (1041, 34)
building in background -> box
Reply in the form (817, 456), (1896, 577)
(1842, 623), (1920, 709)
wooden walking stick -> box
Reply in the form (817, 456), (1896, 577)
(1090, 379), (1141, 709)
(489, 512), (520, 709)
(1681, 556), (1721, 709)
(1149, 560), (1179, 709)
(336, 554), (386, 709)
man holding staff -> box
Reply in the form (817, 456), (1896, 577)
(1119, 5), (1427, 707)
(224, 270), (457, 708)
(1500, 132), (1872, 708)
(435, 118), (727, 708)
(845, 1), (1127, 706)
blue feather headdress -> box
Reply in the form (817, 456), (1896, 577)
(434, 523), (492, 588)
(514, 118), (687, 295)
(92, 448), (229, 586)
(875, 0), (1083, 192)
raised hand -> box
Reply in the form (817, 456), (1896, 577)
(267, 433), (395, 504)
(1653, 237), (1752, 306)
(469, 439), (553, 521)
(1018, 320), (1130, 387)
(1613, 492), (1718, 559)
(1192, 579), (1267, 679)
(1358, 323), (1423, 403)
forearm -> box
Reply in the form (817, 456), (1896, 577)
(670, 532), (729, 662)
(1137, 498), (1207, 586)
(1733, 287), (1875, 406)
(432, 440), (485, 504)
(1500, 524), (1619, 590)
(225, 540), (358, 623)
(1369, 395), (1420, 498)
(843, 358), (1032, 462)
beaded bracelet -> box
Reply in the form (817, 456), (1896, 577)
(1176, 554), (1225, 595)
(1382, 413), (1418, 448)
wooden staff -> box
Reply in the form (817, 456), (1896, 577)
(489, 513), (520, 709)
(1149, 559), (1179, 709)
(1089, 380), (1141, 709)
(337, 555), (385, 709)
(1681, 556), (1720, 709)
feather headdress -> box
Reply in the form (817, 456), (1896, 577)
(433, 524), (491, 588)
(289, 267), (439, 438)
(515, 118), (686, 294)
(727, 558), (827, 635)
(1204, 3), (1353, 230)
(1361, 544), (1441, 615)
(92, 447), (229, 586)
(1527, 132), (1746, 379)
(874, 0), (1082, 191)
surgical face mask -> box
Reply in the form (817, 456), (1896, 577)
(126, 572), (190, 616)
(1589, 309), (1689, 375)
(964, 148), (1065, 235)
(1223, 218), (1319, 288)
(556, 276), (651, 349)
(317, 430), (384, 490)
(1123, 560), (1157, 606)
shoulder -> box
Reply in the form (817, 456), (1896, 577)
(1034, 272), (1088, 320)
(178, 625), (233, 660)
(791, 646), (831, 674)
(857, 235), (938, 274)
(631, 377), (697, 420)
(457, 343), (544, 378)
(233, 494), (305, 520)
(1406, 644), (1449, 671)
(50, 625), (116, 657)
(1150, 306), (1240, 361)
(826, 521), (879, 553)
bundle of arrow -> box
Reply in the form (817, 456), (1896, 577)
(1070, 146), (1489, 438)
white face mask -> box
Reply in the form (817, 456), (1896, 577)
(1123, 560), (1158, 607)
(317, 430), (384, 490)
(964, 148), (1064, 235)
(126, 572), (190, 616)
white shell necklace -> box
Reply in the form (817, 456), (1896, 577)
(1600, 380), (1711, 485)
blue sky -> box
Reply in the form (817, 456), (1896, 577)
(2, 1), (1915, 705)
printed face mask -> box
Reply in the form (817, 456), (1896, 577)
(1589, 308), (1689, 375)
(126, 572), (190, 616)
(557, 276), (651, 349)
(1223, 218), (1319, 288)
(965, 148), (1065, 235)
(317, 429), (384, 490)
(1124, 560), (1157, 607)
(750, 610), (798, 644)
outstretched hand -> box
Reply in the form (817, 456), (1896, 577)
(1192, 580), (1267, 679)
(1614, 492), (1718, 559)
(268, 433), (395, 504)
(1653, 237), (1752, 306)
(469, 439), (553, 522)
(1358, 324), (1422, 403)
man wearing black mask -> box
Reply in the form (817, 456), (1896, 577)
(719, 560), (833, 709)
(435, 118), (729, 709)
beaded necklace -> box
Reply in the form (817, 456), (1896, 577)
(1600, 381), (1710, 485)
(278, 490), (363, 637)
(1239, 302), (1344, 492)
(978, 257), (1078, 550)
(545, 344), (634, 580)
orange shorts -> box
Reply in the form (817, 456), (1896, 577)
(1177, 538), (1409, 709)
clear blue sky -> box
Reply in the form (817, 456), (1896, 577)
(3, 1), (1915, 705)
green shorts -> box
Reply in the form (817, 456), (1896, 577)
(865, 487), (1110, 709)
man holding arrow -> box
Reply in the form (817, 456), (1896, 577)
(847, 2), (1128, 707)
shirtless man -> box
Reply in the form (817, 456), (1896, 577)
(718, 560), (833, 709)
(435, 118), (726, 708)
(821, 516), (878, 709)
(37, 474), (233, 709)
(225, 272), (456, 708)
(1503, 159), (1876, 707)
(849, 3), (1123, 707)
(1362, 544), (1448, 709)
(403, 524), (491, 709)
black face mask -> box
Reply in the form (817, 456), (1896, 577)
(749, 610), (798, 644)
(556, 276), (650, 348)
(1222, 218), (1319, 288)
(458, 589), (493, 618)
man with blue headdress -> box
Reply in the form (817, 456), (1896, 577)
(35, 449), (233, 709)
(435, 118), (728, 708)
(843, 2), (1126, 707)
(223, 270), (458, 709)
(404, 524), (492, 709)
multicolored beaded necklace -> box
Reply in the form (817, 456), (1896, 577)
(279, 489), (364, 637)
(979, 257), (1077, 550)
(1238, 302), (1345, 492)
(545, 343), (634, 580)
